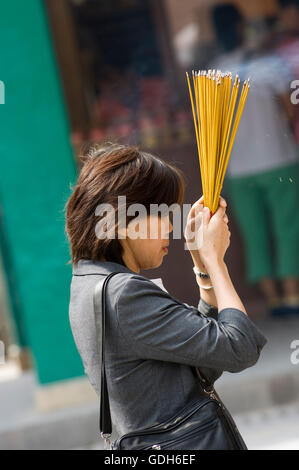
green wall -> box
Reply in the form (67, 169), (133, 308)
(0, 0), (84, 384)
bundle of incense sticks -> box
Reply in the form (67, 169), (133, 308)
(186, 69), (250, 215)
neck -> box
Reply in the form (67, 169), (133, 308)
(122, 251), (140, 274)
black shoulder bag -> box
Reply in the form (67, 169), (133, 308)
(93, 272), (248, 450)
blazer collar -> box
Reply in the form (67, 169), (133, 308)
(72, 258), (137, 276)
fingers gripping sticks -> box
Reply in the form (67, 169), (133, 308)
(186, 70), (250, 216)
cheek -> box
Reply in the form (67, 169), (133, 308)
(146, 238), (163, 255)
(146, 217), (162, 239)
(160, 217), (171, 237)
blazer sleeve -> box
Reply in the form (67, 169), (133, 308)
(115, 274), (267, 373)
(182, 297), (218, 320)
(198, 297), (218, 320)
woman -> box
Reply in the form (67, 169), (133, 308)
(65, 143), (267, 447)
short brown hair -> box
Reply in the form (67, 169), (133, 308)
(64, 143), (186, 266)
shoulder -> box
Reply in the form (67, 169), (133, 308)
(109, 272), (174, 307)
(113, 273), (201, 333)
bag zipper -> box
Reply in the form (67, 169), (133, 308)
(115, 397), (217, 449)
(142, 419), (219, 450)
(114, 375), (245, 450)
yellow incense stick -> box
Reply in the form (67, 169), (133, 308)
(186, 69), (250, 215)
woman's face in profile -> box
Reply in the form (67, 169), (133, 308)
(123, 214), (173, 270)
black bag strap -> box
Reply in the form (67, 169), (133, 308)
(93, 271), (121, 440)
(93, 272), (214, 441)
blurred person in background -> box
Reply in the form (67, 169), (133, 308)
(275, 0), (299, 145)
(211, 4), (299, 318)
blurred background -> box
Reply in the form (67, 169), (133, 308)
(0, 0), (299, 450)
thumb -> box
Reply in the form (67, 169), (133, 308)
(215, 204), (226, 219)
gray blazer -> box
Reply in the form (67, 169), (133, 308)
(69, 259), (267, 437)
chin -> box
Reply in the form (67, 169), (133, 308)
(153, 257), (164, 269)
(143, 258), (163, 270)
